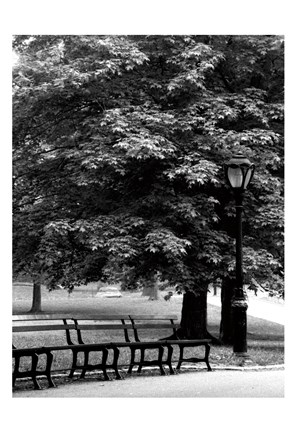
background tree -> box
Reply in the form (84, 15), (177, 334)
(13, 35), (284, 337)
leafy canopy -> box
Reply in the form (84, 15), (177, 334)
(13, 35), (284, 295)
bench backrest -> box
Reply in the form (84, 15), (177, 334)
(12, 314), (181, 345)
(12, 314), (133, 345)
(70, 316), (133, 344)
(13, 315), (78, 345)
(128, 314), (180, 342)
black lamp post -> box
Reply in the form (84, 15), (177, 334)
(224, 153), (255, 356)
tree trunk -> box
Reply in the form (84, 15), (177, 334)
(142, 285), (151, 296)
(179, 290), (208, 339)
(148, 282), (159, 300)
(219, 277), (235, 344)
(142, 274), (159, 300)
(29, 281), (42, 313)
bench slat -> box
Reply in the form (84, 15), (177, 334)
(13, 314), (131, 322)
(129, 314), (178, 320)
(13, 324), (76, 332)
(170, 339), (211, 344)
(75, 324), (133, 330)
(13, 314), (74, 321)
(73, 315), (131, 321)
(130, 323), (179, 329)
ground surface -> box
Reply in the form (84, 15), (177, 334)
(13, 368), (284, 398)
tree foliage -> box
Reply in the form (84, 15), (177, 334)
(13, 35), (284, 297)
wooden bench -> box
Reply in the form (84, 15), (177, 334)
(63, 315), (134, 380)
(13, 313), (212, 390)
(12, 345), (55, 390)
(69, 314), (212, 376)
(128, 314), (212, 374)
(13, 314), (75, 389)
(12, 314), (134, 388)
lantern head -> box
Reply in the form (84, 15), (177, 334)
(224, 154), (255, 191)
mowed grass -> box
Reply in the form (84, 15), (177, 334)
(12, 283), (284, 379)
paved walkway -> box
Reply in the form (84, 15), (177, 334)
(207, 291), (285, 325)
(12, 369), (284, 398)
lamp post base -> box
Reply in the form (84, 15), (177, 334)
(231, 352), (252, 367)
(232, 298), (248, 354)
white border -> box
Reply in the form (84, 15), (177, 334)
(2, 1), (295, 430)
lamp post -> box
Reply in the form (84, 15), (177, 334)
(224, 153), (255, 356)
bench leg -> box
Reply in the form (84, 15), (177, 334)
(176, 345), (184, 370)
(127, 347), (136, 374)
(137, 348), (145, 373)
(111, 347), (123, 380)
(13, 355), (20, 388)
(12, 353), (41, 390)
(79, 348), (111, 381)
(102, 348), (111, 381)
(69, 349), (78, 378)
(205, 344), (212, 371)
(80, 350), (89, 379)
(166, 345), (175, 375)
(45, 351), (55, 388)
(31, 353), (41, 390)
(158, 346), (166, 376)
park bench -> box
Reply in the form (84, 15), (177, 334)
(12, 314), (133, 389)
(13, 314), (81, 389)
(12, 313), (212, 390)
(128, 314), (212, 374)
(12, 345), (55, 390)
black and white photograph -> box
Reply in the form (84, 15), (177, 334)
(5, 0), (294, 430)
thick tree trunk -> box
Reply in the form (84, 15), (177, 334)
(160, 288), (220, 344)
(29, 281), (42, 313)
(219, 277), (235, 344)
(179, 290), (208, 339)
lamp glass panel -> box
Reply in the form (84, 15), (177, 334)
(227, 167), (243, 188)
(243, 168), (253, 189)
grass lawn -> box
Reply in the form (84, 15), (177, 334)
(12, 283), (284, 382)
